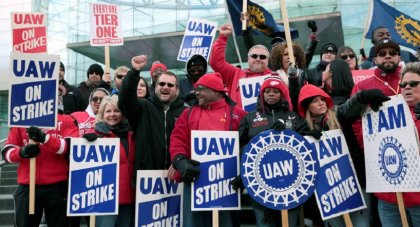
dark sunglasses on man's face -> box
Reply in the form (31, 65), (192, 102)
(91, 96), (103, 103)
(399, 80), (420, 88)
(340, 54), (356, 60)
(158, 82), (175, 88)
(377, 50), (398, 57)
(116, 74), (125, 79)
(249, 54), (267, 60)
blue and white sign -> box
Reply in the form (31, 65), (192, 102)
(307, 129), (365, 220)
(191, 130), (240, 211)
(242, 129), (318, 210)
(136, 170), (183, 227)
(177, 18), (218, 62)
(239, 75), (270, 112)
(363, 95), (420, 192)
(67, 138), (120, 216)
(8, 52), (59, 128)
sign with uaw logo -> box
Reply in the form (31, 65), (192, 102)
(363, 95), (420, 192)
(306, 129), (365, 220)
(238, 75), (270, 112)
(241, 129), (319, 210)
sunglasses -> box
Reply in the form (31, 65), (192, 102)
(249, 54), (267, 60)
(158, 82), (175, 88)
(116, 74), (125, 79)
(340, 54), (356, 60)
(377, 50), (398, 57)
(195, 85), (211, 92)
(91, 96), (104, 103)
(399, 80), (420, 88)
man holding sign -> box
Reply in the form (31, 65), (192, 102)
(169, 72), (246, 226)
(1, 108), (79, 226)
(209, 24), (273, 109)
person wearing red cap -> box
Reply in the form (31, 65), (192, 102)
(237, 78), (316, 227)
(210, 24), (273, 109)
(149, 61), (168, 91)
(169, 72), (246, 227)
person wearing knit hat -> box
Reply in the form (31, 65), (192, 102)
(149, 61), (168, 89)
(78, 63), (112, 109)
(237, 77), (312, 227)
(179, 54), (208, 106)
(169, 71), (246, 227)
(306, 42), (338, 87)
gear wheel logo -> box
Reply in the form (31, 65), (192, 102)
(378, 136), (407, 185)
(241, 129), (318, 210)
(395, 15), (420, 47)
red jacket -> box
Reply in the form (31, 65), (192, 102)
(170, 99), (246, 181)
(71, 109), (95, 136)
(2, 114), (79, 185)
(375, 108), (420, 207)
(209, 35), (272, 109)
(95, 125), (136, 205)
(350, 67), (402, 149)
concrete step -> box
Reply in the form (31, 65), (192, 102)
(0, 185), (16, 195)
(0, 178), (17, 186)
(0, 171), (17, 178)
(0, 210), (14, 226)
(0, 195), (14, 210)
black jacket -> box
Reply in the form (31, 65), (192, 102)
(119, 68), (186, 171)
(61, 80), (84, 114)
(78, 80), (112, 109)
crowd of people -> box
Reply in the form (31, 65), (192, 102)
(2, 21), (420, 227)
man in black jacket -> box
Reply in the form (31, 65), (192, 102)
(178, 54), (207, 106)
(58, 62), (84, 114)
(119, 55), (186, 171)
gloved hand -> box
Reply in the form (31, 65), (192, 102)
(360, 48), (366, 58)
(19, 144), (40, 159)
(26, 126), (46, 143)
(172, 155), (200, 183)
(287, 63), (298, 78)
(83, 133), (98, 142)
(307, 20), (317, 33)
(230, 176), (244, 190)
(271, 120), (286, 131)
(414, 102), (420, 119)
(301, 128), (323, 140)
(357, 89), (390, 111)
(261, 208), (276, 225)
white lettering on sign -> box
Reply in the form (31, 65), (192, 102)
(152, 201), (167, 220)
(12, 99), (54, 121)
(320, 176), (358, 213)
(195, 177), (236, 205)
(71, 184), (115, 211)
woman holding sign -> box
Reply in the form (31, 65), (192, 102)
(84, 96), (136, 227)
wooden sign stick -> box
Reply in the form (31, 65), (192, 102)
(280, 0), (296, 65)
(104, 45), (111, 83)
(212, 210), (219, 227)
(281, 210), (289, 227)
(241, 0), (248, 30)
(343, 213), (353, 227)
(90, 215), (96, 227)
(29, 157), (36, 214)
(396, 192), (409, 227)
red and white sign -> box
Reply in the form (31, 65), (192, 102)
(11, 12), (47, 53)
(351, 70), (375, 84)
(89, 3), (123, 46)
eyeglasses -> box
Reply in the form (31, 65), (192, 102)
(91, 96), (103, 103)
(158, 82), (175, 88)
(340, 54), (356, 60)
(116, 74), (125, 79)
(249, 54), (267, 60)
(195, 85), (211, 92)
(377, 50), (398, 57)
(399, 80), (420, 88)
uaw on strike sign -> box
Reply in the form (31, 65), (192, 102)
(11, 12), (47, 53)
(90, 3), (123, 46)
(9, 52), (59, 128)
(242, 129), (319, 210)
(363, 95), (420, 192)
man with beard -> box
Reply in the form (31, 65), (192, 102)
(179, 54), (207, 106)
(118, 55), (186, 172)
(210, 24), (272, 109)
(78, 63), (112, 109)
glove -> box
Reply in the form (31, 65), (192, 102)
(287, 63), (298, 78)
(301, 129), (323, 140)
(307, 20), (317, 33)
(357, 89), (390, 112)
(83, 133), (98, 142)
(271, 120), (286, 131)
(172, 155), (200, 182)
(414, 102), (420, 119)
(359, 48), (366, 58)
(26, 126), (46, 143)
(230, 176), (244, 190)
(19, 144), (40, 159)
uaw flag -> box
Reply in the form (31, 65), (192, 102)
(365, 0), (420, 50)
(226, 0), (298, 39)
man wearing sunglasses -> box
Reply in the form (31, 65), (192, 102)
(111, 66), (129, 96)
(210, 23), (273, 109)
(119, 55), (187, 174)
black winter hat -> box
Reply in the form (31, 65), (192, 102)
(321, 43), (338, 55)
(86, 63), (104, 79)
(60, 62), (65, 72)
(186, 54), (208, 73)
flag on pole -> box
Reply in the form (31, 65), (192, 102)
(365, 0), (420, 50)
(226, 0), (298, 39)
